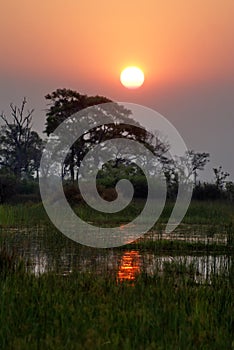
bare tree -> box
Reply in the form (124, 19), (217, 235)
(0, 98), (43, 178)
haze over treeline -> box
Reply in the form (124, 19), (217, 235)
(0, 91), (233, 204)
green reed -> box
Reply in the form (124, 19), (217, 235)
(0, 260), (233, 350)
(0, 200), (233, 228)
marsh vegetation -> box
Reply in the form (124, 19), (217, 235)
(0, 201), (233, 349)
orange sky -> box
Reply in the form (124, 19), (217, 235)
(0, 0), (234, 179)
(1, 0), (234, 88)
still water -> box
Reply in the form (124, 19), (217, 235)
(1, 226), (233, 283)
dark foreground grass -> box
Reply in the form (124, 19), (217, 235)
(0, 201), (233, 349)
(0, 260), (233, 350)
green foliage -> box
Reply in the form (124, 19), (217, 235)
(193, 183), (222, 200)
(0, 170), (18, 203)
(0, 267), (233, 349)
(97, 161), (148, 198)
(193, 181), (234, 202)
(226, 181), (234, 202)
(1, 201), (234, 236)
(0, 171), (40, 204)
(182, 200), (233, 225)
(0, 246), (25, 278)
(0, 199), (233, 348)
(0, 203), (48, 227)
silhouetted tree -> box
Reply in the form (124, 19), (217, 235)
(186, 150), (210, 185)
(45, 88), (169, 182)
(213, 166), (230, 190)
(0, 98), (43, 178)
(174, 150), (210, 185)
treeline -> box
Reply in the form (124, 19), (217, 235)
(0, 89), (233, 204)
(1, 171), (233, 205)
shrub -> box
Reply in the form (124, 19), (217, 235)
(0, 172), (18, 203)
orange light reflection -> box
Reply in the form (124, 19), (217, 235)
(117, 250), (141, 284)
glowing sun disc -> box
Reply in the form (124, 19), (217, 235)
(120, 66), (144, 89)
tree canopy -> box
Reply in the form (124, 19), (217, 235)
(44, 88), (168, 182)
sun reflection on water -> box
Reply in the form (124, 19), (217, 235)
(117, 250), (141, 283)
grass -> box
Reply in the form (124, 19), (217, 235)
(0, 201), (234, 349)
(126, 239), (234, 254)
(75, 199), (234, 227)
(0, 200), (233, 228)
(0, 203), (49, 228)
(0, 259), (233, 350)
(181, 200), (234, 225)
(0, 200), (233, 253)
(0, 246), (26, 277)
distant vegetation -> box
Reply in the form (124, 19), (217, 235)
(0, 89), (233, 205)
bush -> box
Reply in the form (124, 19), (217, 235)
(193, 183), (222, 200)
(8, 193), (41, 204)
(17, 179), (39, 195)
(0, 172), (18, 203)
(63, 182), (81, 204)
(0, 170), (40, 204)
(100, 187), (118, 201)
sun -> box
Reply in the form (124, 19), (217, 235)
(120, 66), (144, 89)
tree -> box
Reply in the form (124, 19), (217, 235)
(175, 150), (210, 185)
(187, 151), (210, 185)
(45, 89), (116, 181)
(44, 89), (169, 182)
(213, 166), (230, 190)
(0, 98), (43, 179)
(44, 89), (112, 135)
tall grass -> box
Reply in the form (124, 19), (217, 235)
(0, 246), (25, 277)
(181, 200), (234, 225)
(0, 200), (233, 228)
(0, 201), (233, 348)
(0, 203), (49, 227)
(0, 263), (233, 349)
(1, 201), (233, 251)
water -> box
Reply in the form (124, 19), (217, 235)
(1, 226), (233, 283)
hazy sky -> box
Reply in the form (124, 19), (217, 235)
(1, 0), (233, 180)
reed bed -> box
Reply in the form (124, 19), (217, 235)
(0, 259), (233, 349)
